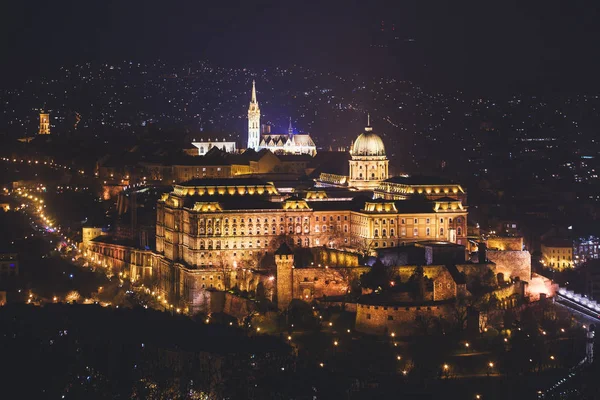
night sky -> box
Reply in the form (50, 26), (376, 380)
(1, 0), (600, 93)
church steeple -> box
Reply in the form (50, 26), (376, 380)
(251, 80), (257, 104)
(288, 117), (293, 135)
(247, 80), (261, 150)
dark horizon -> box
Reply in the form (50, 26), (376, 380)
(2, 0), (600, 95)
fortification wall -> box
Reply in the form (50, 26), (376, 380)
(486, 237), (523, 251)
(222, 292), (257, 320)
(487, 250), (531, 282)
(355, 302), (451, 336)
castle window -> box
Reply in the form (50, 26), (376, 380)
(390, 228), (395, 236)
(316, 216), (319, 221)
(414, 218), (418, 224)
(337, 216), (341, 221)
(374, 229), (379, 237)
(426, 218), (430, 224)
(413, 228), (418, 236)
(457, 227), (462, 236)
(426, 227), (430, 236)
(344, 215), (348, 221)
(449, 218), (453, 224)
(440, 228), (444, 235)
(315, 226), (320, 233)
(440, 218), (444, 223)
(401, 218), (405, 224)
(387, 315), (393, 321)
(367, 314), (371, 320)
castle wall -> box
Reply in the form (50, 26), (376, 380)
(486, 250), (531, 282)
(222, 292), (257, 320)
(486, 237), (523, 251)
(291, 267), (354, 302)
(355, 303), (451, 336)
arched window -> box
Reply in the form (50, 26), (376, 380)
(457, 227), (462, 236)
(374, 229), (379, 237)
(440, 227), (444, 236)
(426, 227), (430, 236)
(382, 229), (387, 237)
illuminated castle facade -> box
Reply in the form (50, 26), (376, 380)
(83, 110), (528, 322)
(247, 81), (317, 156)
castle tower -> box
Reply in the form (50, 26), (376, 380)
(39, 111), (50, 135)
(275, 242), (294, 311)
(247, 80), (261, 150)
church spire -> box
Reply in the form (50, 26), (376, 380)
(251, 79), (257, 104)
(247, 80), (261, 150)
(288, 117), (293, 135)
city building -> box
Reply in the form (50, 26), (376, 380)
(247, 81), (317, 156)
(541, 238), (574, 270)
(39, 110), (50, 135)
(191, 139), (237, 156)
(574, 236), (600, 265)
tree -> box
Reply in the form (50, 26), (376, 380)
(360, 259), (392, 291)
(450, 294), (470, 332)
(407, 266), (426, 301)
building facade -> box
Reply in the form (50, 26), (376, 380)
(192, 139), (237, 156)
(39, 111), (50, 135)
(541, 238), (574, 270)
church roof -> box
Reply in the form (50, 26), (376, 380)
(291, 134), (316, 147)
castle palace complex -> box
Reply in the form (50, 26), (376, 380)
(81, 89), (532, 333)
